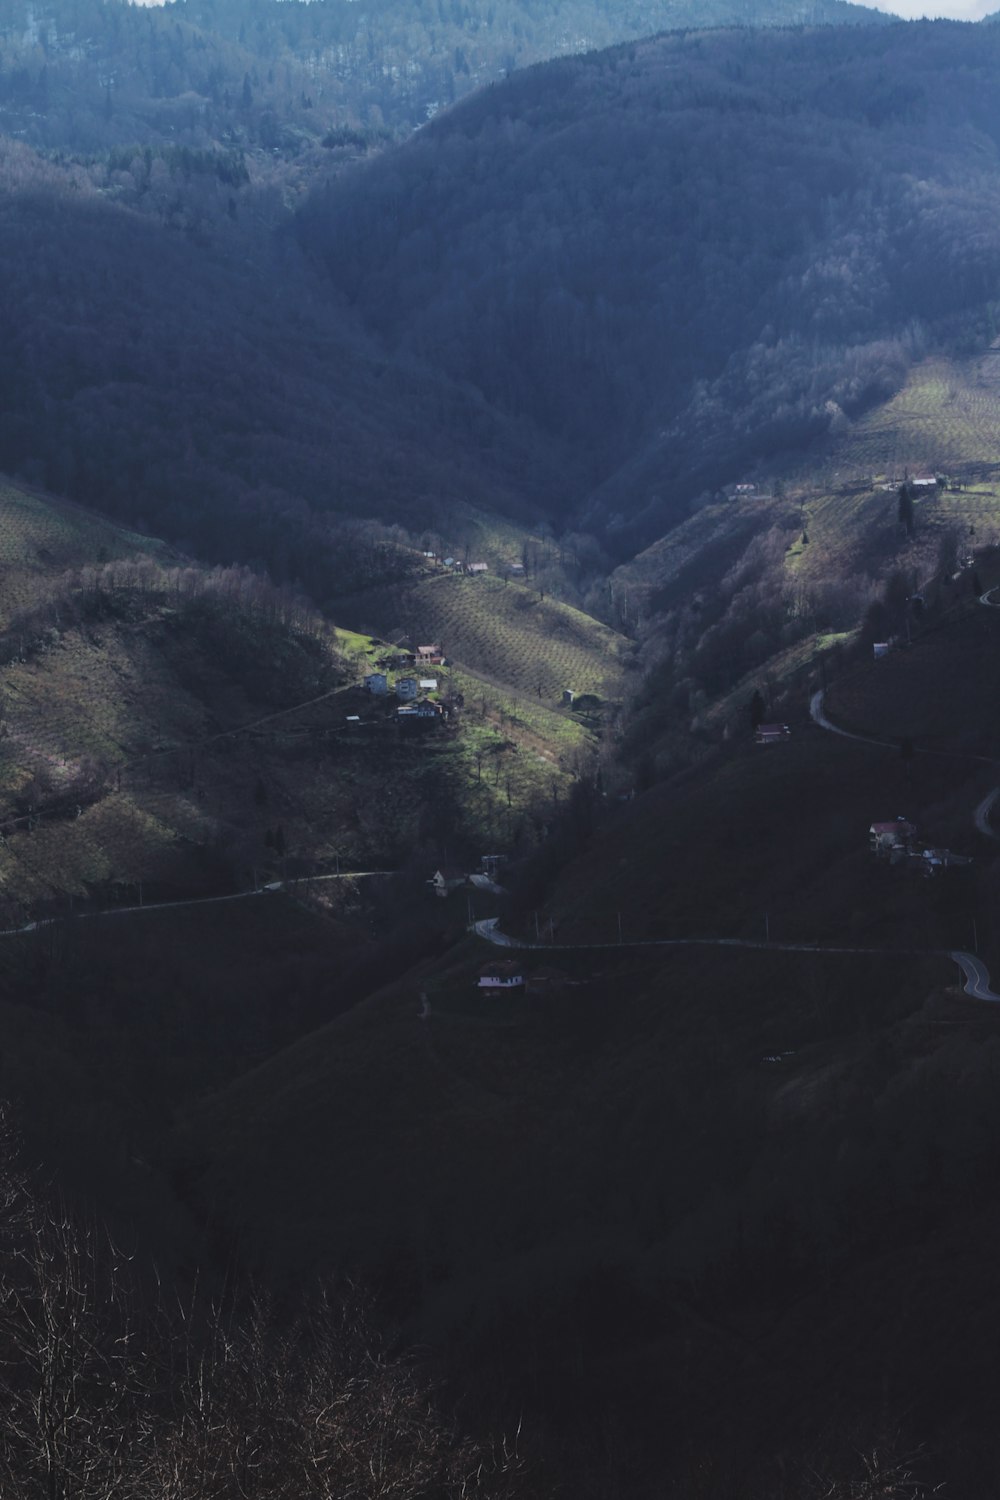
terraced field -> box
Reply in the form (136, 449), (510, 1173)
(835, 355), (1000, 479)
(332, 573), (633, 703)
(0, 480), (170, 628)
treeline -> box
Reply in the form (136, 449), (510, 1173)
(302, 20), (1000, 552)
(0, 0), (888, 151)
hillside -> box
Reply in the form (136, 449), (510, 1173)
(333, 571), (633, 702)
(303, 20), (1000, 556)
(173, 547), (1000, 1494)
(0, 0), (889, 150)
(0, 136), (565, 602)
(0, 479), (619, 1264)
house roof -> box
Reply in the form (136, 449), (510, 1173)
(418, 644), (440, 653)
(480, 960), (523, 979)
(871, 820), (915, 835)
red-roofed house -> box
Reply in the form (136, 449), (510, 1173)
(870, 819), (916, 857)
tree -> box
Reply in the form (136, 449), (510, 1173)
(897, 482), (914, 537)
(749, 688), (766, 729)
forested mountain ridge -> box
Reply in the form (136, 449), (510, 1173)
(9, 19), (1000, 607)
(304, 20), (1000, 553)
(0, 0), (889, 151)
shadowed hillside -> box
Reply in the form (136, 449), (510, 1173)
(303, 20), (1000, 555)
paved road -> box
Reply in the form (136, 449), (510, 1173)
(810, 689), (992, 765)
(951, 951), (1000, 1000)
(474, 919), (1000, 1002)
(0, 870), (394, 938)
(973, 787), (1000, 840)
(809, 689), (896, 749)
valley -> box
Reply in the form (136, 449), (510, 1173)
(7, 5), (1000, 1498)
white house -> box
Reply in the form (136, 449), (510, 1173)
(430, 866), (466, 897)
(478, 961), (524, 991)
(363, 672), (388, 695)
(467, 562), (489, 575)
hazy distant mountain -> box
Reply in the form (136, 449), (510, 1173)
(0, 0), (890, 149)
(303, 20), (1000, 551)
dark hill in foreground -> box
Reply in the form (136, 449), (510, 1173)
(172, 584), (1000, 1495)
(303, 20), (1000, 551)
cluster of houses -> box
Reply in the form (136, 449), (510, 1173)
(420, 549), (527, 578)
(869, 817), (970, 877)
(365, 646), (448, 725)
(361, 651), (446, 732)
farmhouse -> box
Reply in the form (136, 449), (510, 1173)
(430, 866), (466, 897)
(467, 562), (489, 575)
(873, 642), (890, 660)
(417, 644), (443, 664)
(911, 847), (970, 876)
(912, 474), (938, 489)
(398, 702), (443, 730)
(870, 818), (917, 857)
(755, 723), (790, 744)
(477, 961), (524, 991)
(396, 677), (419, 700)
(363, 672), (388, 695)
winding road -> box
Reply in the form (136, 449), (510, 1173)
(0, 869), (393, 939)
(474, 919), (1000, 1001)
(476, 673), (1000, 1002)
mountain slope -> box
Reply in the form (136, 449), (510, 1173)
(303, 20), (1000, 554)
(0, 138), (565, 600)
(0, 0), (890, 150)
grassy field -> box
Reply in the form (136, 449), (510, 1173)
(786, 354), (1000, 588)
(331, 572), (634, 703)
(832, 353), (1000, 479)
